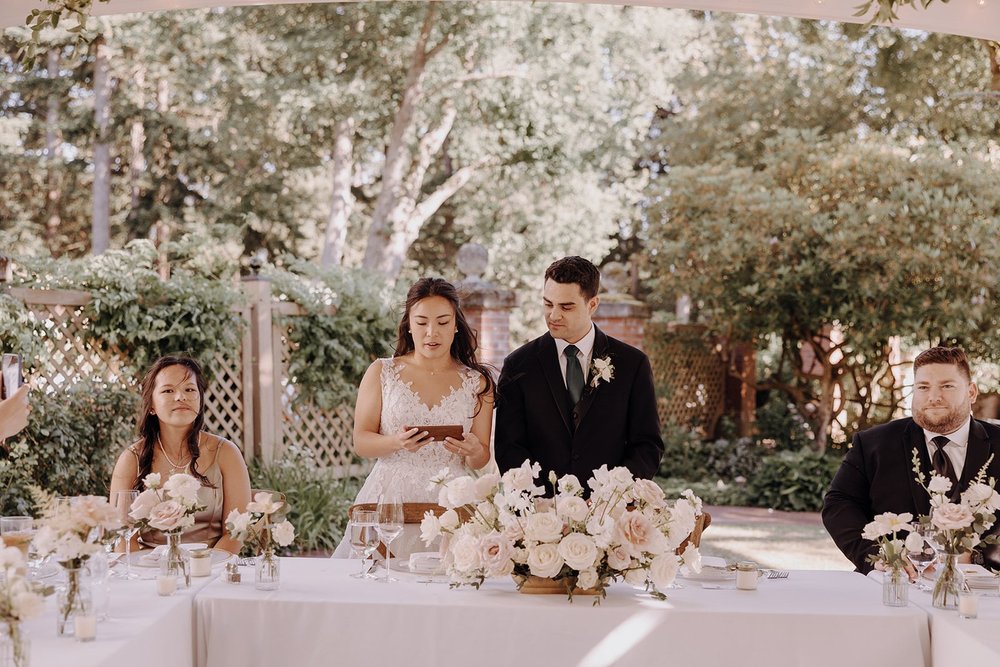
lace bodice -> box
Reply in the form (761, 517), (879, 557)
(353, 357), (480, 504)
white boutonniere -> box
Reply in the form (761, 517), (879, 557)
(589, 356), (614, 388)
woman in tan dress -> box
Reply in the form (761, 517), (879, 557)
(110, 355), (251, 554)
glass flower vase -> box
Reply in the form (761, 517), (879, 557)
(160, 531), (190, 590)
(0, 622), (30, 667)
(56, 563), (93, 637)
(882, 566), (908, 607)
(932, 552), (963, 610)
(255, 550), (280, 591)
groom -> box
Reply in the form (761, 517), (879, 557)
(495, 256), (663, 489)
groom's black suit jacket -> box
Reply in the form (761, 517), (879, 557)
(822, 417), (1000, 573)
(494, 327), (664, 488)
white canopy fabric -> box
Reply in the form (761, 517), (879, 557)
(1, 0), (998, 40)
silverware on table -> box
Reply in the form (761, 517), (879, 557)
(766, 570), (789, 579)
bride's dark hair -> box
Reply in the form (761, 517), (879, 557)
(393, 277), (496, 412)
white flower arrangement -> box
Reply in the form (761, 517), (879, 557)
(861, 511), (913, 571)
(589, 356), (614, 389)
(129, 472), (206, 536)
(0, 547), (49, 667)
(33, 494), (122, 567)
(421, 460), (703, 603)
(225, 491), (296, 556)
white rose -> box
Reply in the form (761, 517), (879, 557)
(928, 475), (953, 495)
(142, 472), (162, 489)
(226, 509), (252, 536)
(445, 477), (478, 508)
(606, 543), (632, 571)
(439, 509), (460, 531)
(576, 568), (599, 590)
(632, 479), (667, 508)
(270, 520), (295, 547)
(557, 533), (599, 571)
(526, 543), (564, 578)
(450, 535), (483, 574)
(420, 513), (442, 546)
(148, 500), (192, 532)
(476, 501), (498, 524)
(478, 532), (515, 577)
(904, 531), (925, 554)
(474, 473), (500, 500)
(525, 512), (564, 543)
(163, 473), (202, 506)
(649, 554), (679, 590)
(129, 489), (159, 521)
(556, 496), (590, 523)
(932, 503), (975, 531)
(624, 566), (647, 587)
(681, 546), (702, 573)
(557, 475), (583, 497)
(618, 511), (667, 556)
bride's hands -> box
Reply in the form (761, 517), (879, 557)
(395, 427), (431, 453)
(443, 432), (484, 461)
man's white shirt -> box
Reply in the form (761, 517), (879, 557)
(554, 325), (595, 390)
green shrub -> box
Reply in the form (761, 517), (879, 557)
(656, 476), (753, 507)
(1, 384), (136, 515)
(659, 423), (767, 483)
(754, 392), (815, 450)
(249, 446), (363, 555)
(744, 448), (842, 512)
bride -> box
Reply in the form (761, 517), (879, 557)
(333, 277), (495, 559)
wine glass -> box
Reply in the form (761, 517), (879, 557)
(376, 493), (404, 583)
(348, 509), (380, 579)
(111, 490), (140, 579)
(0, 516), (34, 575)
(907, 522), (939, 590)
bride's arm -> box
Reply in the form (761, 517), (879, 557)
(445, 377), (493, 469)
(353, 360), (426, 458)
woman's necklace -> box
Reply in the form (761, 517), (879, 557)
(158, 437), (191, 473)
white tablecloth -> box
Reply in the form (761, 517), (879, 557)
(195, 559), (930, 667)
(912, 589), (1000, 667)
(24, 568), (218, 667)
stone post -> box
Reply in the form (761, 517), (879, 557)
(592, 262), (650, 351)
(455, 243), (515, 372)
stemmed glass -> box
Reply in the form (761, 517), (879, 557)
(348, 509), (380, 579)
(0, 516), (34, 575)
(111, 490), (140, 579)
(376, 492), (404, 583)
(907, 522), (939, 590)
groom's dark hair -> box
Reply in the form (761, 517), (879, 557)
(544, 256), (601, 300)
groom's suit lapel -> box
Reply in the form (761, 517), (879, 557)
(959, 419), (991, 491)
(572, 327), (609, 431)
(538, 335), (573, 434)
(905, 420), (933, 515)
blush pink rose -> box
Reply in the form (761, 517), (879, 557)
(932, 503), (975, 531)
(148, 500), (192, 532)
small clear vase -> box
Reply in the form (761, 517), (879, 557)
(160, 531), (190, 590)
(56, 563), (93, 637)
(882, 567), (908, 607)
(0, 622), (30, 667)
(932, 552), (964, 610)
(255, 550), (280, 591)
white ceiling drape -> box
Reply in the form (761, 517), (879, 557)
(1, 0), (998, 40)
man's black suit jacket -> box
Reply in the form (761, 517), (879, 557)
(822, 417), (1000, 573)
(494, 327), (664, 488)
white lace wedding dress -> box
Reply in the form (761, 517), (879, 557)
(332, 357), (479, 559)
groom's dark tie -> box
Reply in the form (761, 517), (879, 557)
(931, 435), (960, 496)
(565, 344), (584, 405)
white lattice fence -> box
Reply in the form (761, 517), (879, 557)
(202, 350), (247, 448)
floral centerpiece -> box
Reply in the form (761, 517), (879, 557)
(33, 495), (120, 635)
(912, 451), (1000, 609)
(0, 547), (48, 666)
(226, 491), (295, 590)
(129, 472), (206, 588)
(420, 460), (703, 603)
(862, 511), (914, 606)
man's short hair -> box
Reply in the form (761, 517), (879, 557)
(913, 346), (972, 382)
(544, 256), (601, 300)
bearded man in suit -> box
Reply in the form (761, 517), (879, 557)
(823, 346), (1000, 572)
(494, 256), (663, 490)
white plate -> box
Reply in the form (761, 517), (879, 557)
(680, 566), (736, 583)
(129, 545), (231, 569)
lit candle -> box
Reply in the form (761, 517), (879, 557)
(74, 614), (97, 642)
(959, 592), (978, 619)
(156, 574), (177, 596)
(736, 562), (759, 591)
(189, 550), (213, 577)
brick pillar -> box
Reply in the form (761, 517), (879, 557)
(455, 243), (515, 372)
(592, 298), (651, 351)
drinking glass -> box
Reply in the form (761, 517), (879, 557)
(907, 522), (938, 590)
(376, 493), (404, 583)
(111, 490), (140, 579)
(0, 516), (34, 572)
(347, 509), (380, 579)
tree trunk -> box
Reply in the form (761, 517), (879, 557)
(91, 35), (112, 255)
(129, 65), (147, 212)
(44, 47), (63, 254)
(320, 117), (355, 268)
(984, 40), (1000, 92)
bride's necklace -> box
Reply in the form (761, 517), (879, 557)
(158, 437), (191, 473)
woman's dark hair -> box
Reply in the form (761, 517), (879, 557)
(133, 355), (214, 490)
(393, 278), (496, 412)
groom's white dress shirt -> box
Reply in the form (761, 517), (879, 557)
(554, 324), (595, 389)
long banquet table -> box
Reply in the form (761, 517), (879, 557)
(911, 588), (1000, 667)
(194, 558), (930, 667)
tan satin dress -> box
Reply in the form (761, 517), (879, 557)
(132, 441), (227, 548)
